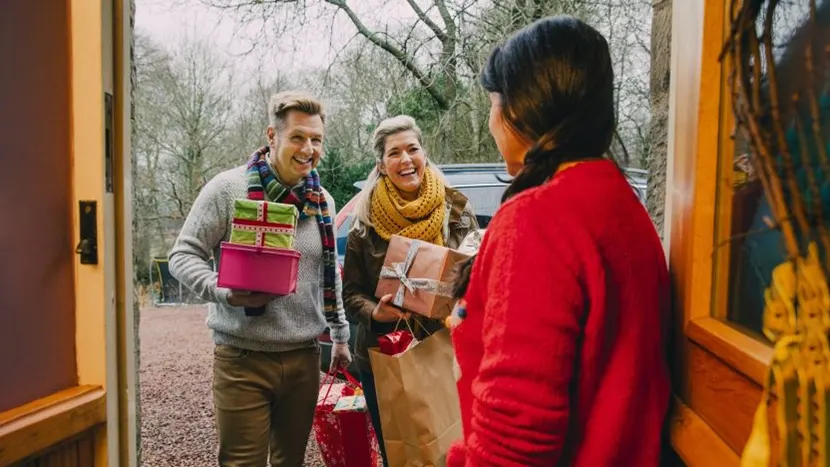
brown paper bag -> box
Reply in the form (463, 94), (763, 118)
(369, 328), (462, 467)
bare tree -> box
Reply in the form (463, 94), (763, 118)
(225, 75), (293, 157)
(133, 33), (238, 258)
(197, 0), (651, 164)
(588, 0), (653, 167)
(202, 0), (467, 110)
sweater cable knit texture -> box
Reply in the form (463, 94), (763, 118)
(168, 165), (350, 351)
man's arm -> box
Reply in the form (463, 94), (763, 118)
(168, 175), (232, 306)
(324, 190), (351, 344)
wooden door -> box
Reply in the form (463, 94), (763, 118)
(0, 0), (78, 415)
(0, 0), (136, 465)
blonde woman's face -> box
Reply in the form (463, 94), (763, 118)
(380, 130), (426, 196)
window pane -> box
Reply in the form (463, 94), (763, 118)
(336, 213), (354, 258)
(454, 185), (507, 229)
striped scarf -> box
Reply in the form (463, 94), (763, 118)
(245, 146), (338, 323)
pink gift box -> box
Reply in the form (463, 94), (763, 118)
(217, 242), (300, 295)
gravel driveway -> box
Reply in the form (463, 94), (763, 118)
(139, 305), (327, 466)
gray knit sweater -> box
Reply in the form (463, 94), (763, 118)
(168, 165), (350, 351)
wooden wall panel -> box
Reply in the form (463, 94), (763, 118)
(0, 386), (105, 466)
(670, 397), (740, 466)
(686, 343), (762, 453)
(12, 429), (97, 467)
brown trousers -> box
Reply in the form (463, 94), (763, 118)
(213, 343), (321, 467)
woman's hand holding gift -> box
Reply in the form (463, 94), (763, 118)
(372, 293), (411, 323)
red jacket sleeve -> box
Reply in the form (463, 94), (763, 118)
(462, 207), (584, 467)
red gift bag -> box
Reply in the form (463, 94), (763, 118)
(313, 369), (380, 467)
(378, 330), (415, 356)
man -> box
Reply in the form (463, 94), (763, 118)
(169, 90), (352, 467)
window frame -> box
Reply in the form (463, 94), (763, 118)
(678, 0), (773, 387)
(666, 0), (775, 464)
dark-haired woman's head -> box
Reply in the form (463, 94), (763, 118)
(482, 16), (616, 201)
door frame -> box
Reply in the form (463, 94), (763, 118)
(111, 0), (139, 464)
(72, 0), (138, 464)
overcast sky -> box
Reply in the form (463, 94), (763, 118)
(135, 0), (421, 88)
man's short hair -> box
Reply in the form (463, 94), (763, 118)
(268, 90), (326, 130)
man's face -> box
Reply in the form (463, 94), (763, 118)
(267, 110), (325, 185)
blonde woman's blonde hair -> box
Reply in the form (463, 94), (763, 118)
(352, 115), (447, 228)
(268, 90), (326, 129)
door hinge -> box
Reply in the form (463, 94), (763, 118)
(105, 92), (114, 193)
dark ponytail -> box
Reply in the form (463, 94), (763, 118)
(501, 134), (564, 202)
(451, 16), (618, 301)
(483, 16), (618, 203)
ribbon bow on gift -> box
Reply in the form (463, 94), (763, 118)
(379, 239), (454, 308)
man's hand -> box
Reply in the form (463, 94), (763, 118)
(330, 342), (352, 371)
(371, 294), (410, 323)
(227, 289), (277, 308)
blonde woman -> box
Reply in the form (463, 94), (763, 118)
(342, 115), (478, 466)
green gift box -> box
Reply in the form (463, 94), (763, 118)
(230, 199), (299, 249)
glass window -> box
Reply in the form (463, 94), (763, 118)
(455, 185), (507, 229)
(336, 213), (354, 262)
(715, 0), (825, 340)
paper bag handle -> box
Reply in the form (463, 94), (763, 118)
(394, 315), (432, 337)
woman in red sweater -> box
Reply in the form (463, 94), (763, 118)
(447, 16), (671, 467)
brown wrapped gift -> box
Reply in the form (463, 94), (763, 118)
(374, 235), (470, 319)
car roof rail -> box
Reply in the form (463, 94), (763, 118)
(438, 163), (508, 174)
(352, 164), (645, 190)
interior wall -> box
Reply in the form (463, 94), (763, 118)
(0, 0), (77, 412)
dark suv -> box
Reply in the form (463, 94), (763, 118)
(319, 163), (647, 375)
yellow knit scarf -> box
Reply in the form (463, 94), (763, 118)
(371, 168), (446, 246)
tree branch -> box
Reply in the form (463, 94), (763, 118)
(405, 0), (447, 41)
(323, 0), (450, 109)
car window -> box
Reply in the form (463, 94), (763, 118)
(454, 185), (507, 229)
(336, 213), (353, 256)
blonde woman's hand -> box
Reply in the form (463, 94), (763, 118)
(371, 294), (409, 323)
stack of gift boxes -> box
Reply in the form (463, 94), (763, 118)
(217, 199), (302, 300)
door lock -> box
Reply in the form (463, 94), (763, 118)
(75, 200), (98, 264)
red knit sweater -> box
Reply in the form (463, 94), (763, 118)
(447, 160), (670, 467)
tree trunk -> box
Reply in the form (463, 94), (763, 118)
(647, 0), (672, 238)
